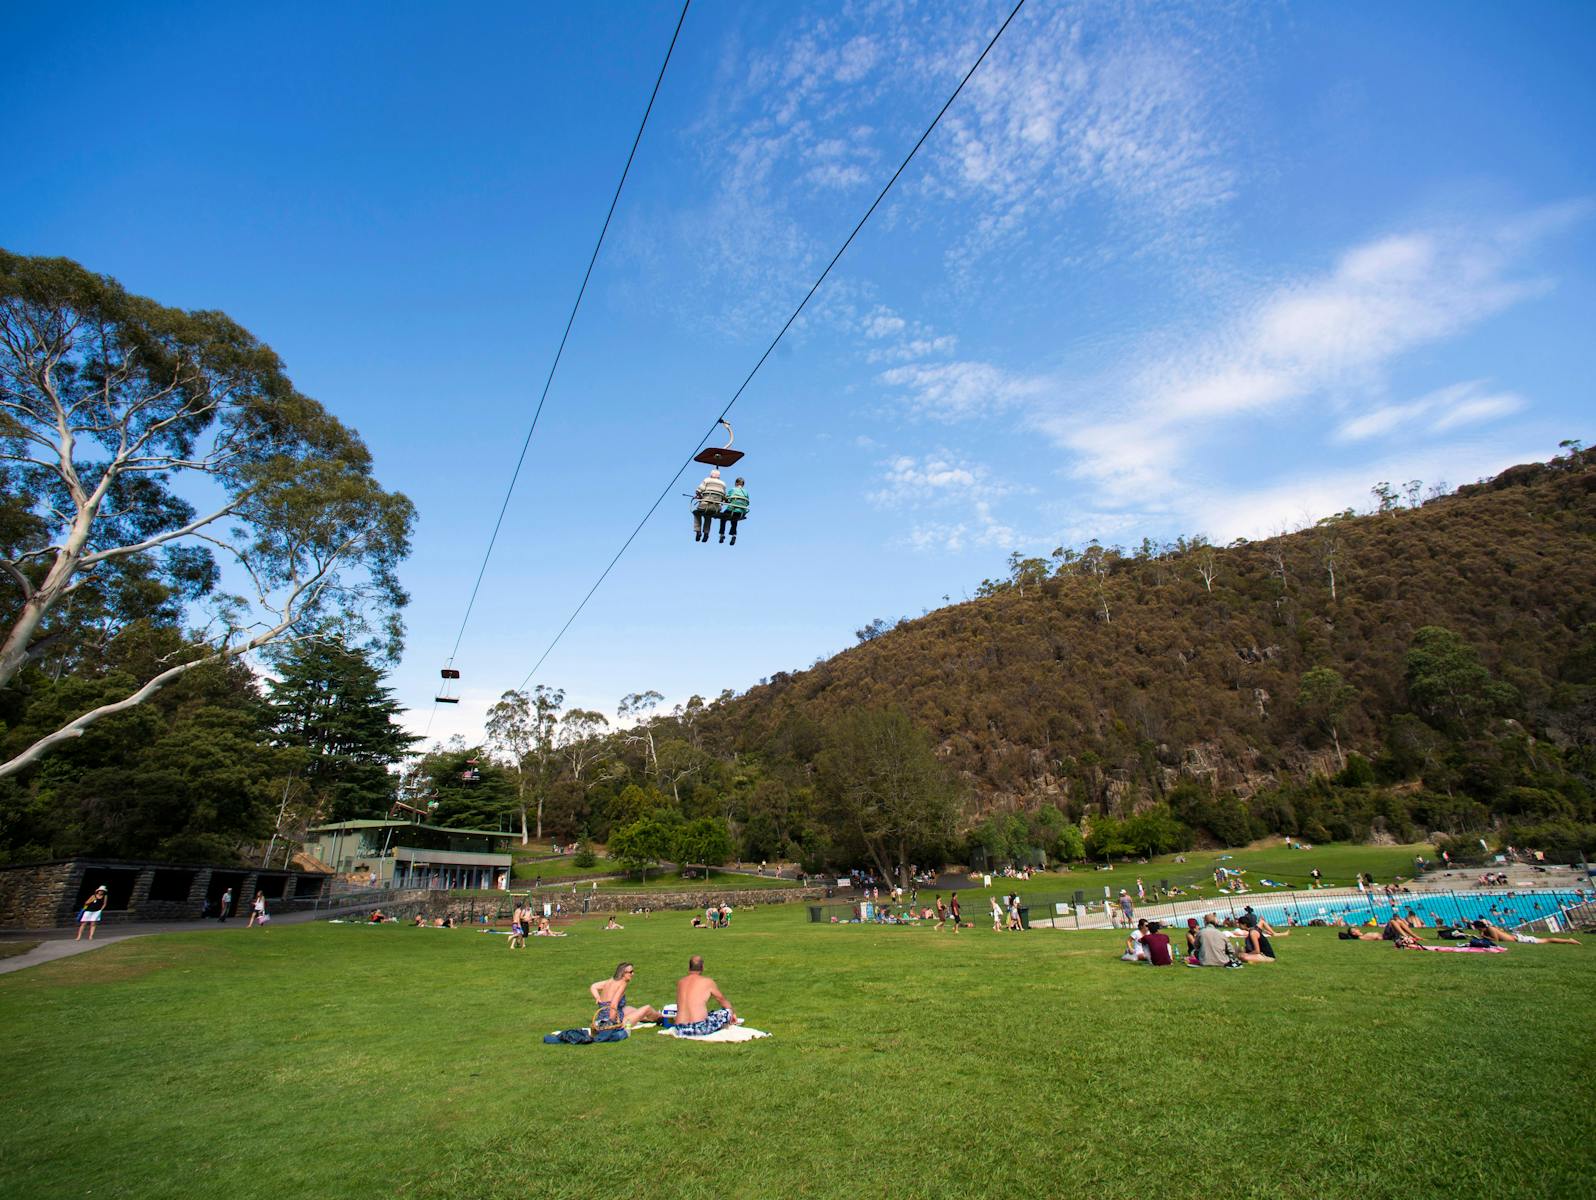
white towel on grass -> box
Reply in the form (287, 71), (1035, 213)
(659, 1025), (770, 1042)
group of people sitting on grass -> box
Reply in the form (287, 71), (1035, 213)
(690, 902), (734, 929)
(1121, 907), (1282, 968)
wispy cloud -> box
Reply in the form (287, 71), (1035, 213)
(869, 449), (1021, 553)
(1184, 438), (1551, 543)
(1037, 206), (1584, 500)
(869, 451), (1008, 507)
(659, 2), (1259, 329)
(1335, 380), (1526, 443)
(903, 501), (1018, 555)
(879, 359), (1048, 421)
(927, 2), (1249, 269)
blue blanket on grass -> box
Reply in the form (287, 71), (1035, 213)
(543, 1027), (629, 1044)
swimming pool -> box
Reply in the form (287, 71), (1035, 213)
(1236, 889), (1586, 930)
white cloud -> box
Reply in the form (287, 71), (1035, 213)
(903, 501), (1018, 555)
(863, 306), (907, 338)
(663, 2), (1259, 327)
(1336, 380), (1526, 443)
(879, 359), (1048, 422)
(1183, 439), (1549, 543)
(1046, 208), (1576, 500)
(869, 451), (1009, 508)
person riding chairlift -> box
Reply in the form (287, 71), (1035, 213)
(692, 468), (727, 542)
(717, 476), (749, 544)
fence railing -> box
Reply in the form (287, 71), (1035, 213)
(807, 887), (1591, 934)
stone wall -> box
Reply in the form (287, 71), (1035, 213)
(363, 885), (832, 926)
(0, 858), (331, 929)
(0, 861), (75, 928)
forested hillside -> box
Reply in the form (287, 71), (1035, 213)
(6, 447), (1593, 873)
(663, 446), (1596, 864)
(733, 450), (1595, 791)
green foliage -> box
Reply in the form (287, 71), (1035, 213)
(1405, 626), (1519, 733)
(420, 747), (515, 831)
(815, 707), (958, 883)
(265, 639), (414, 821)
(0, 250), (414, 777)
(673, 817), (733, 868)
(572, 844), (597, 869)
(0, 656), (287, 863)
(608, 813), (682, 878)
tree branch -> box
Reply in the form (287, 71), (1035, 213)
(78, 499), (243, 566)
(0, 559), (33, 600)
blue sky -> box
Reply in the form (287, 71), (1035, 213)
(4, 0), (1594, 745)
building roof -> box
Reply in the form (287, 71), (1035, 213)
(306, 819), (512, 838)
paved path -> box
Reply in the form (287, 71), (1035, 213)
(0, 905), (367, 976)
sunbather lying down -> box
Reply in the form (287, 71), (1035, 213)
(1473, 921), (1581, 946)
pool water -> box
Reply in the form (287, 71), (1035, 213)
(1242, 889), (1586, 930)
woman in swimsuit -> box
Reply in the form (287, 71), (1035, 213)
(589, 962), (662, 1029)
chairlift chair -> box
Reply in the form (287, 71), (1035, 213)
(693, 419), (744, 469)
(437, 666), (461, 704)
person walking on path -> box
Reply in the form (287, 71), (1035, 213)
(990, 895), (1003, 931)
(76, 886), (108, 941)
(948, 892), (961, 933)
(1118, 890), (1134, 925)
(218, 888), (233, 922)
(246, 890), (267, 928)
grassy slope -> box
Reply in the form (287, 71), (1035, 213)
(1, 907), (1592, 1200)
(1019, 841), (1434, 900)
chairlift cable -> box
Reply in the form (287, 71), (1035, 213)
(419, 0), (693, 735)
(514, 0), (1030, 692)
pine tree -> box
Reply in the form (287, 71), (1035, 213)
(266, 641), (416, 821)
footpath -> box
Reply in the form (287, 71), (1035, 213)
(0, 904), (370, 976)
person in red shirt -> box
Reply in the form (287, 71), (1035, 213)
(1143, 920), (1174, 966)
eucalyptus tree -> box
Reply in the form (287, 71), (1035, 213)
(0, 252), (413, 776)
(484, 684), (564, 840)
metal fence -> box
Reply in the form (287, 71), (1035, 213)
(806, 886), (1593, 935)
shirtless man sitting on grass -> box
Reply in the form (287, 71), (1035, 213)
(673, 954), (740, 1037)
(590, 962), (662, 1030)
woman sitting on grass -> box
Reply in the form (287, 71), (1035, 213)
(1122, 919), (1151, 962)
(1237, 926), (1277, 963)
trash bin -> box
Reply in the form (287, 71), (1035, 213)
(1018, 905), (1031, 930)
(807, 905), (824, 923)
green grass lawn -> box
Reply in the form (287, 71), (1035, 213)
(591, 868), (803, 893)
(1020, 840), (1435, 901)
(509, 855), (620, 881)
(2, 906), (1591, 1200)
(0, 940), (39, 960)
